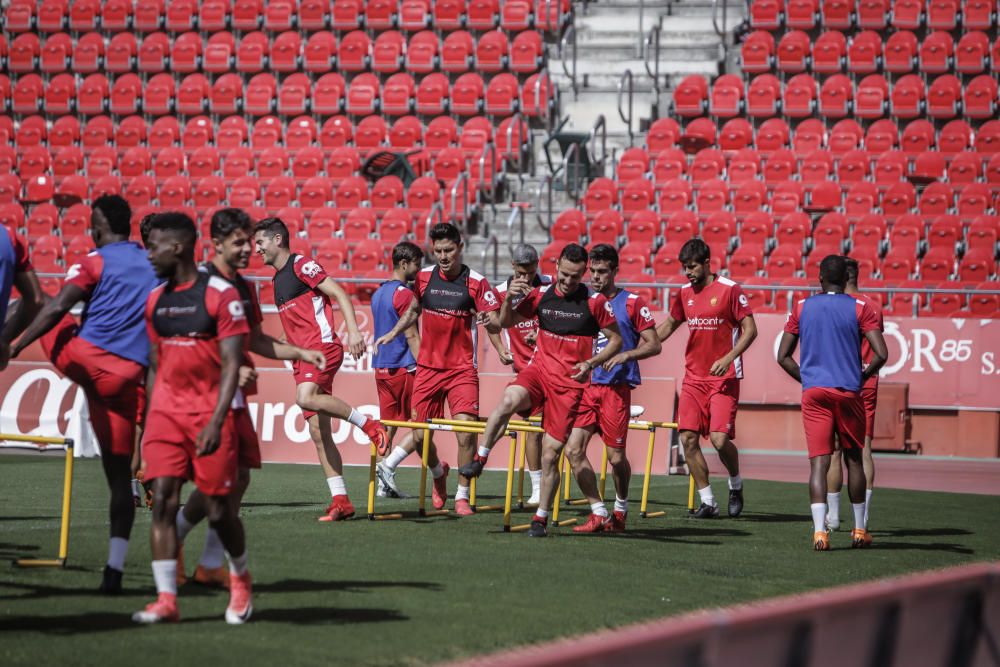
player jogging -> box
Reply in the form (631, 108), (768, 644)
(656, 239), (757, 519)
(135, 212), (253, 624)
(826, 257), (883, 531)
(254, 217), (388, 522)
(11, 195), (157, 594)
(374, 223), (502, 516)
(0, 222), (44, 369)
(776, 255), (887, 551)
(566, 244), (660, 533)
(459, 244), (622, 538)
(372, 241), (423, 498)
(175, 209), (329, 588)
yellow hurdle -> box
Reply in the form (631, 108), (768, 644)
(3, 434), (75, 567)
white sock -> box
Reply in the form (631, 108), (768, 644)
(811, 503), (827, 534)
(385, 447), (409, 471)
(107, 537), (128, 571)
(431, 462), (445, 479)
(327, 475), (347, 498)
(864, 489), (873, 525)
(528, 469), (542, 494)
(199, 528), (225, 569)
(590, 501), (609, 518)
(176, 507), (195, 543)
(151, 559), (178, 596)
(826, 491), (841, 524)
(852, 502), (866, 531)
(698, 485), (716, 507)
(455, 484), (470, 501)
(614, 496), (628, 513)
(535, 508), (549, 520)
(477, 445), (491, 458)
(227, 550), (249, 576)
(728, 474), (743, 491)
(347, 408), (368, 428)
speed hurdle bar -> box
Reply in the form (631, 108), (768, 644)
(1, 433), (75, 567)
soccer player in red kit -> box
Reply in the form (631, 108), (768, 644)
(777, 255), (887, 550)
(656, 239), (757, 519)
(374, 223), (502, 516)
(459, 244), (622, 537)
(134, 212), (253, 624)
(253, 218), (388, 522)
(0, 224), (43, 370)
(175, 209), (329, 588)
(566, 244), (660, 533)
(825, 257), (884, 531)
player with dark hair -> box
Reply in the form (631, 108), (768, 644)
(459, 244), (623, 537)
(566, 244), (660, 533)
(0, 219), (44, 369)
(175, 208), (329, 587)
(135, 212), (253, 624)
(777, 255), (887, 550)
(253, 217), (387, 522)
(825, 257), (884, 531)
(139, 212), (158, 248)
(372, 241), (423, 498)
(11, 194), (158, 594)
(656, 238), (757, 519)
(374, 223), (502, 516)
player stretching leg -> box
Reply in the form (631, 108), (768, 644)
(656, 239), (757, 519)
(777, 255), (887, 551)
(374, 224), (502, 516)
(566, 245), (660, 533)
(175, 209), (329, 587)
(459, 244), (622, 537)
(254, 218), (388, 522)
(135, 212), (253, 624)
(11, 195), (157, 594)
(372, 241), (423, 498)
(825, 257), (883, 530)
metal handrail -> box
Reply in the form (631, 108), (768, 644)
(506, 206), (526, 254)
(532, 68), (556, 132)
(712, 0), (730, 56)
(477, 142), (497, 202)
(480, 234), (499, 281)
(448, 173), (469, 229)
(536, 173), (554, 231)
(644, 18), (663, 99)
(590, 113), (607, 173)
(561, 141), (583, 203)
(559, 24), (578, 99)
(421, 202), (444, 246)
(504, 112), (525, 174)
(617, 69), (634, 147)
(637, 0), (646, 58)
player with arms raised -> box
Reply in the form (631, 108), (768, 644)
(656, 239), (757, 519)
(254, 217), (388, 522)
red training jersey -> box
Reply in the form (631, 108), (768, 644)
(669, 276), (753, 382)
(856, 291), (885, 390)
(495, 273), (552, 373)
(146, 273), (249, 414)
(516, 284), (616, 388)
(415, 264), (500, 370)
(272, 254), (342, 351)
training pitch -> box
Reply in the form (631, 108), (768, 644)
(2, 455), (999, 666)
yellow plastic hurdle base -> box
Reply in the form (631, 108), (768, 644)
(14, 558), (67, 568)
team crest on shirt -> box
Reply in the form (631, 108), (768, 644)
(687, 299), (694, 306)
(228, 300), (246, 320)
(300, 261), (322, 278)
(483, 290), (498, 306)
(640, 306), (653, 321)
(710, 297), (718, 306)
(738, 294), (749, 307)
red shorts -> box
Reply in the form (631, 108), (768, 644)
(142, 410), (239, 495)
(801, 387), (866, 459)
(375, 367), (415, 422)
(41, 315), (145, 457)
(233, 407), (261, 469)
(861, 386), (877, 439)
(136, 384), (147, 430)
(574, 383), (631, 448)
(293, 343), (344, 419)
(512, 363), (584, 443)
(677, 377), (740, 439)
(411, 365), (480, 420)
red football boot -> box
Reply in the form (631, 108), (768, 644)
(431, 462), (449, 510)
(318, 495), (356, 522)
(362, 419), (390, 457)
(605, 511), (627, 533)
(572, 512), (610, 533)
(225, 571), (253, 625)
(132, 593), (180, 624)
(454, 498), (474, 516)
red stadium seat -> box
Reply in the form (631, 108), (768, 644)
(964, 76), (998, 120)
(72, 32), (103, 73)
(885, 30), (918, 74)
(373, 31), (405, 74)
(787, 0), (818, 28)
(416, 73), (449, 115)
(442, 30), (474, 73)
(821, 0), (855, 28)
(927, 0), (958, 29)
(813, 31), (847, 74)
(203, 32), (235, 73)
(406, 31), (439, 74)
(451, 73), (484, 116)
(673, 76), (709, 117)
(339, 31), (372, 73)
(919, 31), (954, 74)
(304, 32), (337, 73)
(741, 31), (775, 73)
(927, 75), (961, 119)
(750, 0), (784, 29)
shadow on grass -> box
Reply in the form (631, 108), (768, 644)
(871, 541), (975, 555)
(240, 502), (321, 509)
(873, 527), (973, 538)
(0, 516), (59, 522)
(739, 512), (809, 523)
(249, 606), (409, 625)
(0, 612), (137, 634)
(255, 579), (443, 595)
(561, 527), (750, 545)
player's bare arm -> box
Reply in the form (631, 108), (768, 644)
(10, 282), (87, 358)
(375, 297), (421, 350)
(249, 324), (327, 369)
(498, 276), (531, 328)
(238, 365), (258, 388)
(603, 328), (662, 370)
(197, 334), (245, 457)
(776, 332), (802, 383)
(572, 322), (623, 382)
(709, 315), (758, 377)
(487, 331), (514, 365)
(1, 269), (45, 364)
(860, 329), (888, 382)
(403, 320), (420, 359)
(655, 315), (682, 342)
(315, 277), (366, 359)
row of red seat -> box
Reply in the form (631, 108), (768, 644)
(1, 70), (555, 119)
(1, 29), (548, 77)
(743, 30), (1000, 77)
(674, 72), (999, 120)
(3, 0), (570, 34)
(750, 0), (997, 31)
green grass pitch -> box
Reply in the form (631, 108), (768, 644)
(2, 455), (998, 666)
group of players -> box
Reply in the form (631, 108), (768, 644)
(0, 196), (887, 625)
